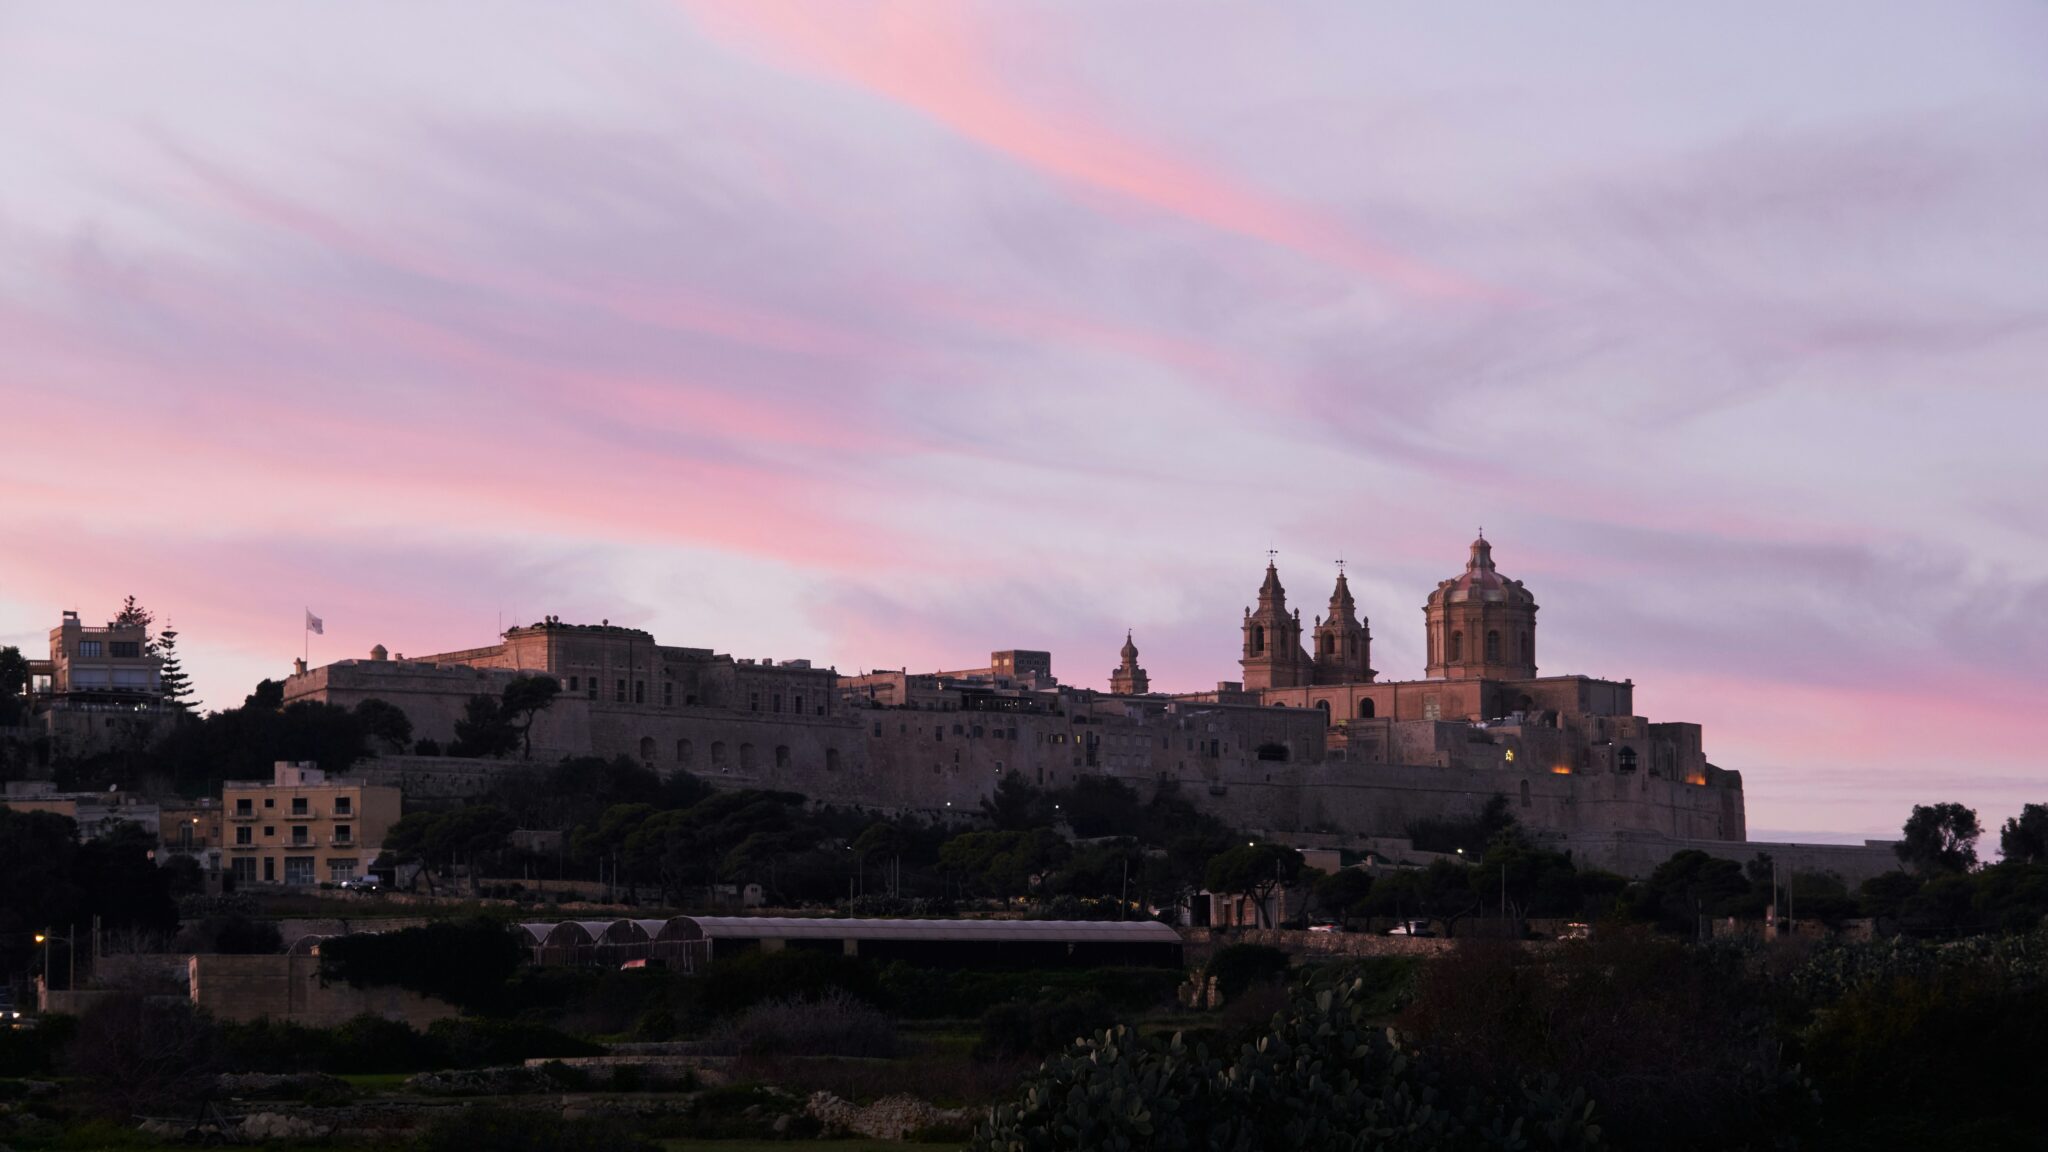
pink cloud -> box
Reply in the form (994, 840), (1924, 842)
(683, 0), (1493, 300)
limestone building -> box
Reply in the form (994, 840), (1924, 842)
(221, 762), (401, 887)
(282, 536), (1772, 874)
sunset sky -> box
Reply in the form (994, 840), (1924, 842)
(3, 2), (2044, 842)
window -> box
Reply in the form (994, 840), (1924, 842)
(110, 641), (139, 658)
(634, 680), (645, 704)
(235, 799), (253, 816)
(1521, 632), (1532, 663)
(772, 694), (782, 713)
(1315, 700), (1330, 721)
(77, 640), (102, 657)
(616, 679), (626, 702)
(664, 682), (673, 706)
(1520, 779), (1532, 808)
(264, 798), (275, 808)
(334, 796), (351, 816)
(1250, 624), (1265, 655)
(1448, 632), (1463, 662)
(588, 679), (598, 699)
(638, 736), (656, 761)
(1322, 634), (1335, 655)
(775, 745), (790, 769)
(284, 857), (315, 885)
(740, 743), (756, 770)
(825, 748), (841, 772)
(1423, 695), (1441, 722)
(750, 693), (760, 712)
(291, 827), (309, 846)
(291, 798), (308, 816)
(235, 826), (252, 845)
(334, 824), (352, 844)
(677, 738), (693, 764)
(569, 676), (579, 692)
(1617, 747), (1638, 773)
(263, 826), (275, 837)
(232, 857), (256, 884)
(328, 860), (357, 883)
(711, 741), (727, 768)
(793, 694), (803, 715)
(1358, 698), (1376, 719)
(263, 857), (276, 882)
(1485, 630), (1501, 662)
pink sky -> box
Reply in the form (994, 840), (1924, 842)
(2, 2), (2045, 842)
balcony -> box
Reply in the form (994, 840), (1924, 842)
(330, 836), (356, 847)
(228, 811), (259, 822)
(228, 843), (259, 852)
(284, 811), (318, 821)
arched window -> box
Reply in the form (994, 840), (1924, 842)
(825, 748), (841, 772)
(1449, 631), (1464, 662)
(1321, 634), (1335, 655)
(1521, 632), (1532, 663)
(1519, 779), (1532, 808)
(1358, 698), (1376, 719)
(1315, 699), (1331, 720)
(774, 744), (790, 769)
(1250, 624), (1266, 655)
(1485, 630), (1501, 662)
(677, 738), (693, 764)
(740, 743), (756, 770)
(637, 736), (655, 762)
(1617, 747), (1638, 773)
(711, 741), (727, 767)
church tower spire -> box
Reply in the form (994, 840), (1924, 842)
(1241, 554), (1310, 690)
(1312, 560), (1374, 684)
(1109, 630), (1149, 695)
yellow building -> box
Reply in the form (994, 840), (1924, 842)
(222, 762), (400, 887)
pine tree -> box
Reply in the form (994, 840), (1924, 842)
(113, 595), (156, 652)
(157, 625), (199, 712)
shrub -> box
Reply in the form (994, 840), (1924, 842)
(64, 996), (224, 1117)
(975, 992), (1116, 1060)
(974, 980), (1602, 1152)
(317, 918), (523, 1010)
(427, 1018), (600, 1068)
(328, 1014), (443, 1073)
(703, 988), (898, 1059)
(1206, 942), (1290, 1000)
(698, 950), (887, 1019)
(418, 1105), (659, 1152)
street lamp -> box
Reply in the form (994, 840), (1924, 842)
(35, 927), (76, 993)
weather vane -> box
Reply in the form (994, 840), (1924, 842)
(1266, 547), (1278, 565)
(1335, 556), (1346, 574)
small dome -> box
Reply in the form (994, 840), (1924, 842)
(1120, 630), (1139, 660)
(370, 644), (389, 661)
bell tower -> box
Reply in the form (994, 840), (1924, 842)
(1241, 555), (1309, 690)
(1312, 562), (1374, 684)
(1109, 631), (1150, 695)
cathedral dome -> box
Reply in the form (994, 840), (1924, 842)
(1428, 535), (1535, 607)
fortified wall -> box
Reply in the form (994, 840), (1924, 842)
(285, 538), (1750, 854)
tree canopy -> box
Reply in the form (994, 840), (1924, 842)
(1896, 802), (1982, 875)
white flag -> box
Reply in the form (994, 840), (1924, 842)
(305, 609), (324, 635)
